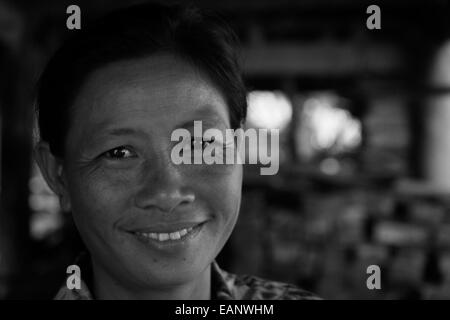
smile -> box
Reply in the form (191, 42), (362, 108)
(135, 226), (193, 242)
(130, 222), (206, 244)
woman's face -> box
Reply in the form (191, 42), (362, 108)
(61, 55), (242, 289)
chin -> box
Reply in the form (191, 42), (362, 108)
(133, 259), (209, 288)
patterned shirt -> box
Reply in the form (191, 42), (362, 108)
(55, 253), (319, 300)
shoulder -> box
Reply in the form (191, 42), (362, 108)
(212, 262), (320, 300)
(54, 280), (93, 300)
(233, 273), (321, 300)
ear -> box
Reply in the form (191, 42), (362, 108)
(34, 141), (71, 212)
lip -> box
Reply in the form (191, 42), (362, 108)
(126, 221), (207, 234)
(130, 222), (206, 248)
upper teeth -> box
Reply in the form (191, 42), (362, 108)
(136, 227), (194, 242)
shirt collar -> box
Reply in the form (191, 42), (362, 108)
(54, 253), (237, 300)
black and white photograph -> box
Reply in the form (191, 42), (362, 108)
(0, 0), (450, 306)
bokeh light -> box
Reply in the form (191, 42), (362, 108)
(247, 91), (293, 130)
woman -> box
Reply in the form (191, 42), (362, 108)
(35, 2), (318, 300)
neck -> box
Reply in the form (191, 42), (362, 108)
(91, 261), (211, 300)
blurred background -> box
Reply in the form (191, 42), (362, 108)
(1, 0), (450, 299)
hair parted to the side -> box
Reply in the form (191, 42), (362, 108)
(36, 2), (247, 157)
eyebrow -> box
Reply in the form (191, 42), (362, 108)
(92, 127), (149, 141)
(104, 128), (146, 137)
(87, 106), (229, 142)
(177, 108), (230, 129)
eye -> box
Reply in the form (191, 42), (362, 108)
(103, 146), (137, 159)
(191, 137), (215, 150)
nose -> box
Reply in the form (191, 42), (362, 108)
(133, 159), (195, 213)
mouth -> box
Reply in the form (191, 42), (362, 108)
(127, 222), (207, 246)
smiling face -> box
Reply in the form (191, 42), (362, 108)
(59, 55), (243, 292)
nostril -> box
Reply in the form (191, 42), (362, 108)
(134, 187), (195, 212)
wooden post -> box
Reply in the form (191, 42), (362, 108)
(423, 41), (450, 191)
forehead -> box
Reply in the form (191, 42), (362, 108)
(68, 55), (230, 139)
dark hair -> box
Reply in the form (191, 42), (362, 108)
(36, 2), (247, 157)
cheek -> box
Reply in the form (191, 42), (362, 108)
(66, 169), (135, 236)
(204, 167), (242, 255)
(195, 164), (243, 227)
